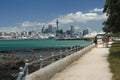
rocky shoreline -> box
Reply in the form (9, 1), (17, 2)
(0, 48), (68, 80)
(0, 57), (25, 80)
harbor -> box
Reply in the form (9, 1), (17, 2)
(0, 39), (92, 80)
(0, 0), (118, 80)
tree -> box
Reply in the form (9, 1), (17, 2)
(103, 0), (120, 33)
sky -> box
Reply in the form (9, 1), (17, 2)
(0, 0), (106, 32)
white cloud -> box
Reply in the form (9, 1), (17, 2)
(89, 8), (103, 12)
(0, 8), (107, 32)
(21, 21), (46, 27)
(74, 26), (80, 30)
(55, 11), (106, 25)
(0, 26), (21, 32)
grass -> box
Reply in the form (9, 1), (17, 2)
(108, 41), (120, 80)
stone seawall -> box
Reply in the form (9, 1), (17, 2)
(25, 44), (95, 80)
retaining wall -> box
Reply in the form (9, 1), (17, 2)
(25, 44), (95, 80)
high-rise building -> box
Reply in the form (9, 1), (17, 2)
(83, 29), (89, 36)
(0, 32), (2, 36)
(47, 24), (56, 34)
(42, 26), (45, 33)
(71, 25), (75, 33)
(48, 24), (53, 33)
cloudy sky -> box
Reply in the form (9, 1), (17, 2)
(0, 0), (106, 32)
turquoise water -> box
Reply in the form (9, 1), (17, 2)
(0, 39), (92, 51)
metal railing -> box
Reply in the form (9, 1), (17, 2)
(16, 45), (85, 80)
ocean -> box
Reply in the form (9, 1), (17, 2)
(0, 39), (92, 57)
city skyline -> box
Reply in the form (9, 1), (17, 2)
(0, 0), (106, 32)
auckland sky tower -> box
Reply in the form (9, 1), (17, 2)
(56, 19), (59, 37)
(56, 19), (59, 31)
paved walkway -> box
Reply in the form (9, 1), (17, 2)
(50, 44), (113, 80)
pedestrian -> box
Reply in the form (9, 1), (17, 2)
(102, 36), (105, 47)
(93, 36), (98, 47)
(109, 36), (112, 42)
(103, 34), (109, 48)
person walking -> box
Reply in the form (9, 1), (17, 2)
(102, 34), (109, 48)
(94, 36), (98, 47)
(102, 36), (105, 47)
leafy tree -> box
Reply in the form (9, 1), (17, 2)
(103, 0), (120, 33)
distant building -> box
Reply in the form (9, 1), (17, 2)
(66, 30), (71, 35)
(48, 24), (53, 33)
(43, 25), (56, 34)
(9, 32), (16, 37)
(71, 25), (75, 33)
(41, 26), (45, 33)
(0, 32), (2, 36)
(83, 29), (89, 36)
(79, 31), (83, 37)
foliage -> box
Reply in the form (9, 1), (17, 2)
(103, 0), (120, 33)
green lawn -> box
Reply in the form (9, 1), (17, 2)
(108, 41), (120, 80)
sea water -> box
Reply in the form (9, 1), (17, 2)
(0, 39), (92, 57)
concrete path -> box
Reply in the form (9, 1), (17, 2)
(50, 44), (113, 80)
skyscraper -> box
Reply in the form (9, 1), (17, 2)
(83, 29), (89, 36)
(42, 26), (45, 33)
(71, 25), (75, 33)
(48, 24), (53, 33)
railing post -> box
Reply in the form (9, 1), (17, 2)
(19, 67), (24, 79)
(74, 45), (77, 52)
(25, 63), (29, 76)
(51, 52), (55, 63)
(40, 55), (43, 69)
(80, 46), (82, 50)
(73, 46), (75, 53)
(19, 67), (23, 72)
(76, 46), (77, 52)
(65, 48), (68, 56)
(77, 45), (78, 52)
(71, 47), (72, 54)
(74, 46), (76, 53)
(74, 46), (76, 52)
(72, 46), (74, 53)
(16, 67), (24, 80)
(78, 45), (80, 51)
(25, 59), (29, 76)
(59, 50), (62, 59)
